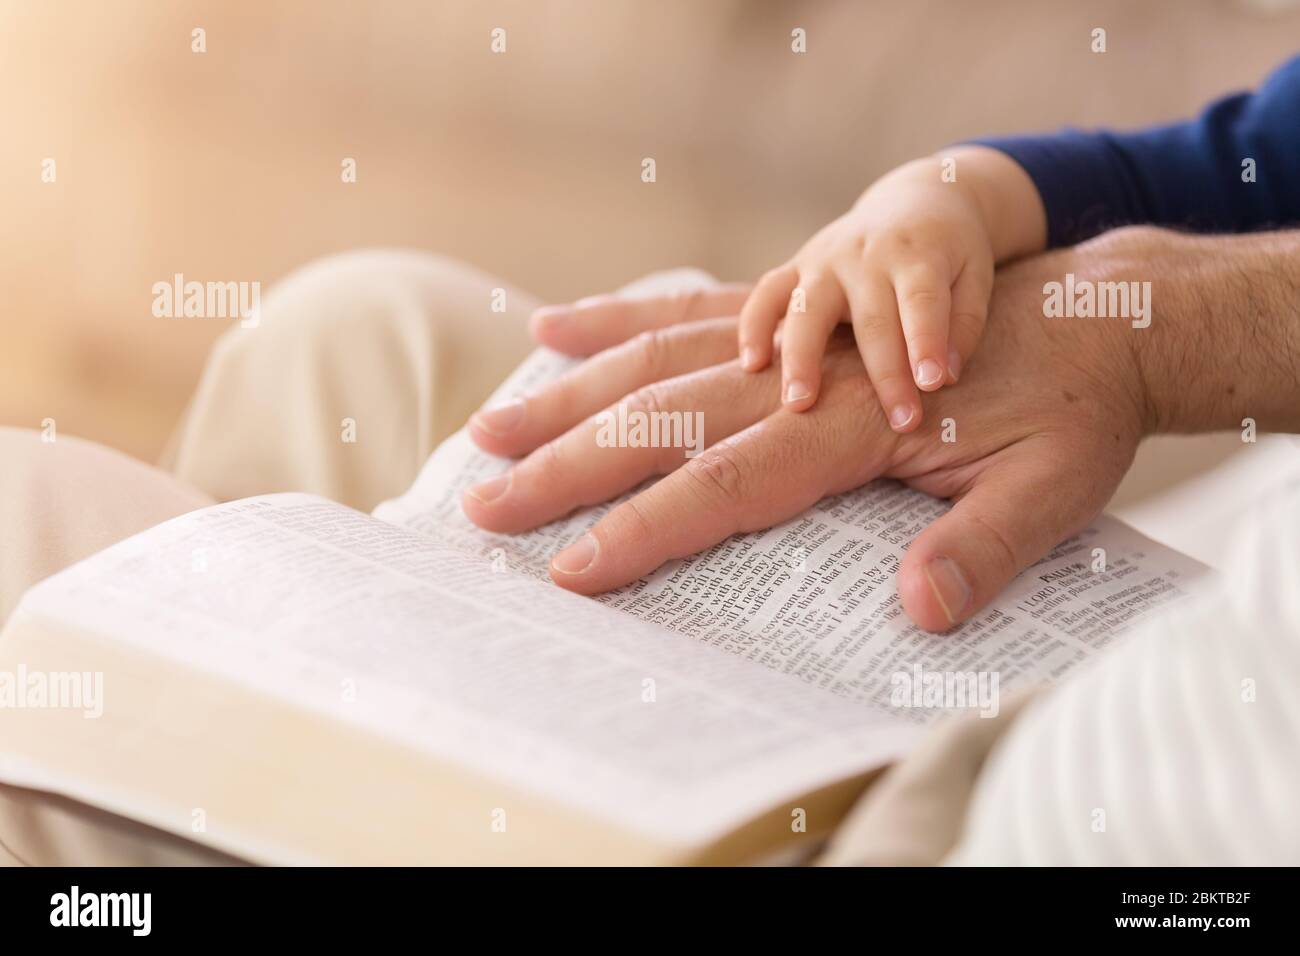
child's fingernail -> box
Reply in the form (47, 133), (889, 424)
(924, 555), (972, 624)
(741, 347), (759, 370)
(552, 533), (598, 575)
(784, 381), (811, 404)
(915, 359), (944, 387)
(889, 405), (915, 430)
(472, 398), (525, 436)
(947, 348), (962, 382)
(467, 471), (512, 504)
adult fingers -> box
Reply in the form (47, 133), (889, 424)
(892, 260), (952, 392)
(737, 265), (800, 371)
(469, 318), (739, 457)
(547, 367), (892, 593)
(463, 361), (780, 534)
(530, 284), (752, 356)
(835, 265), (922, 433)
(778, 274), (847, 412)
(897, 442), (1104, 632)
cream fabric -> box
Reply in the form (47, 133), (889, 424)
(0, 427), (215, 625)
(163, 248), (538, 513)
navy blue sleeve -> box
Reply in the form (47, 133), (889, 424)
(973, 55), (1300, 248)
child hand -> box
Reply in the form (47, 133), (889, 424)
(738, 147), (1035, 431)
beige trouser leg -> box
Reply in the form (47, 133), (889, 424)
(0, 427), (227, 864)
(815, 693), (1037, 866)
(0, 428), (215, 625)
(164, 248), (537, 513)
(0, 250), (536, 864)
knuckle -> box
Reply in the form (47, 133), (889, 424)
(883, 228), (917, 252)
(802, 271), (837, 298)
(546, 367), (588, 417)
(611, 496), (657, 545)
(625, 328), (671, 379)
(966, 511), (1019, 575)
(871, 228), (933, 262)
(670, 285), (707, 320)
(532, 438), (568, 482)
(626, 381), (670, 420)
(900, 285), (944, 312)
(853, 308), (896, 336)
(681, 444), (748, 505)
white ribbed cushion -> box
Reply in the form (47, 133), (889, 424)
(947, 479), (1300, 865)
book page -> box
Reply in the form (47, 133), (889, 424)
(376, 348), (1211, 721)
(8, 495), (918, 847)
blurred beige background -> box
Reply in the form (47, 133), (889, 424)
(3, 0), (1297, 500)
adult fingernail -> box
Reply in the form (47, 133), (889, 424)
(924, 556), (972, 624)
(889, 405), (915, 430)
(915, 359), (944, 387)
(467, 471), (511, 504)
(529, 305), (570, 335)
(785, 381), (811, 404)
(552, 533), (598, 575)
(741, 347), (759, 370)
(947, 347), (962, 382)
(473, 398), (525, 436)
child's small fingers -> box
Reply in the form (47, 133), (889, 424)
(947, 256), (994, 383)
(893, 262), (952, 392)
(738, 265), (799, 371)
(779, 275), (845, 412)
(838, 268), (922, 433)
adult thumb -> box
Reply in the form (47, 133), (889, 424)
(898, 450), (1103, 632)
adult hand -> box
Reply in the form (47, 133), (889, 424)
(462, 228), (1222, 632)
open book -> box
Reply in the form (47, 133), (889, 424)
(0, 348), (1208, 865)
